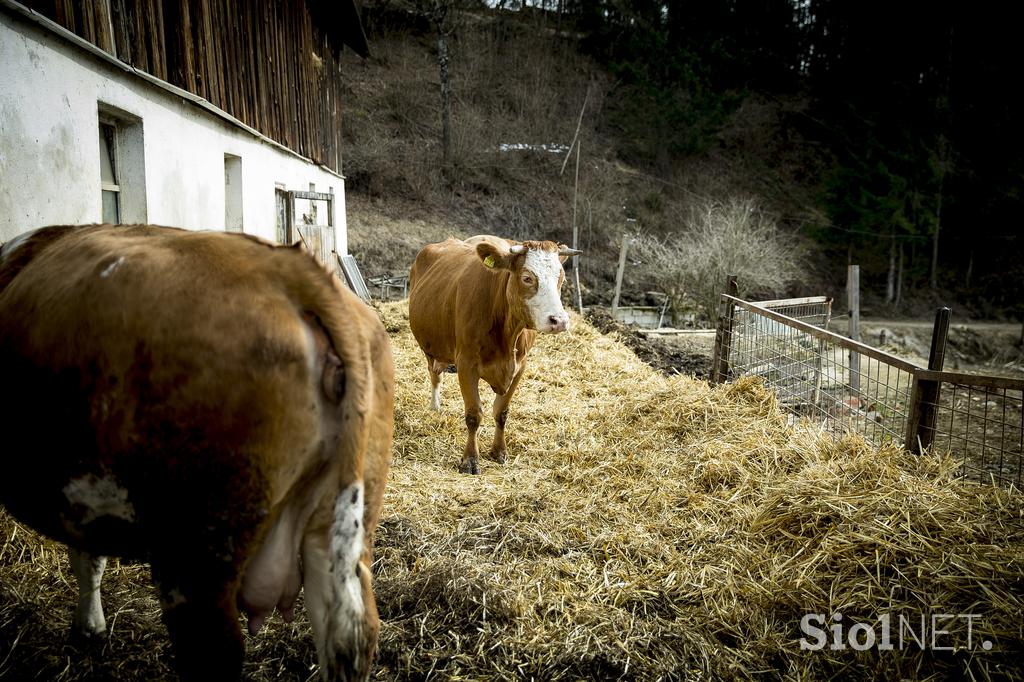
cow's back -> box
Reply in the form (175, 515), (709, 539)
(408, 238), (491, 364)
(0, 225), (372, 555)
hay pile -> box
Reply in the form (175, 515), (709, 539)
(2, 303), (1022, 680)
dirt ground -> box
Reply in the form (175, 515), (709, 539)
(860, 319), (1024, 377)
(583, 308), (714, 379)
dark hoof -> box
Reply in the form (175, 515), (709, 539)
(459, 458), (479, 474)
(490, 449), (508, 464)
(69, 627), (108, 646)
(445, 364), (457, 374)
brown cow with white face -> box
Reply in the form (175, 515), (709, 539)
(0, 224), (393, 681)
(408, 235), (579, 474)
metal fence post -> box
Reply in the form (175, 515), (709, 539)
(711, 275), (739, 383)
(905, 307), (951, 454)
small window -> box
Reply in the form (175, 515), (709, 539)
(97, 103), (147, 224)
(99, 122), (120, 223)
(224, 154), (243, 232)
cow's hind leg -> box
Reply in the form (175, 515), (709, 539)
(456, 368), (483, 474)
(152, 563), (245, 680)
(490, 361), (527, 464)
(425, 356), (444, 411)
(69, 549), (107, 638)
(303, 481), (378, 681)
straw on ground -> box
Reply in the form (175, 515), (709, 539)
(1, 302), (1021, 681)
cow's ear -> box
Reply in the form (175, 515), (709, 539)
(475, 242), (513, 271)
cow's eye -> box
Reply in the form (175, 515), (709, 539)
(522, 275), (534, 285)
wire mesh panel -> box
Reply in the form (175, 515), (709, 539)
(753, 296), (833, 329)
(726, 301), (915, 449)
(716, 294), (1024, 488)
(913, 372), (1024, 487)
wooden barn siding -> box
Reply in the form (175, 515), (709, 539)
(23, 0), (346, 173)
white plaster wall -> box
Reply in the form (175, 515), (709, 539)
(0, 9), (347, 255)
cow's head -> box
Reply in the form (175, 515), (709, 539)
(475, 240), (581, 333)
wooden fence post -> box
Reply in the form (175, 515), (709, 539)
(571, 138), (584, 315)
(905, 307), (951, 454)
(611, 231), (630, 313)
(711, 275), (739, 384)
(847, 264), (861, 397)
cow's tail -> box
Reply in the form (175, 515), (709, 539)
(276, 252), (377, 483)
(277, 249), (394, 681)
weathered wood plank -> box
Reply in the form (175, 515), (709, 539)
(21, 0), (348, 173)
(182, 0), (195, 93)
(94, 0), (115, 55)
(915, 370), (1024, 392)
(290, 190), (334, 201)
(152, 0), (167, 80)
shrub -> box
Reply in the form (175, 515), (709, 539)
(633, 196), (804, 320)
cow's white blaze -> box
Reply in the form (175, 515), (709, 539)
(522, 249), (569, 333)
(63, 474), (136, 524)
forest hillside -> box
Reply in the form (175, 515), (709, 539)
(338, 1), (1023, 324)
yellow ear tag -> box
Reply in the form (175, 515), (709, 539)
(484, 255), (496, 268)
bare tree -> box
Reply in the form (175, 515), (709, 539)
(930, 133), (953, 290)
(633, 197), (804, 321)
(412, 0), (460, 168)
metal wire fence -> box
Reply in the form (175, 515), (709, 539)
(756, 296), (833, 329)
(911, 371), (1024, 487)
(713, 294), (1024, 488)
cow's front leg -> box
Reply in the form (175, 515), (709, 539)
(457, 368), (483, 474)
(490, 360), (527, 464)
(303, 482), (378, 681)
(69, 548), (107, 638)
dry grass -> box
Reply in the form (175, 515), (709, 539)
(346, 196), (472, 280)
(2, 303), (1022, 680)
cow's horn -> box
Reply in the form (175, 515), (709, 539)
(508, 245), (526, 255)
(558, 247), (582, 257)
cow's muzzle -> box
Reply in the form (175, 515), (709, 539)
(544, 314), (570, 333)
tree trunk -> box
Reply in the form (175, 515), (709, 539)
(437, 24), (452, 168)
(886, 229), (896, 304)
(895, 242), (904, 307)
(931, 26), (953, 291)
(930, 179), (942, 290)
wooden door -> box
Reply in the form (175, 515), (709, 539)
(286, 189), (336, 275)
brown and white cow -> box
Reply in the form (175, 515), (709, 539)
(408, 235), (579, 474)
(0, 224), (394, 680)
